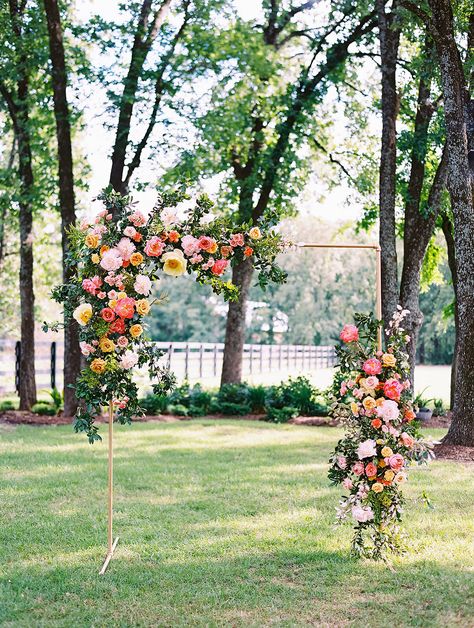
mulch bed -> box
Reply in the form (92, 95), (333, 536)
(2, 409), (472, 463)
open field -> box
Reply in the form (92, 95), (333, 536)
(0, 419), (472, 627)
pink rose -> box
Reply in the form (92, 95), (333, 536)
(400, 432), (414, 448)
(100, 248), (123, 272)
(117, 336), (128, 348)
(357, 439), (377, 459)
(340, 324), (359, 343)
(181, 235), (200, 256)
(79, 341), (95, 357)
(134, 274), (152, 296)
(97, 291), (106, 299)
(116, 237), (136, 261)
(365, 376), (379, 389)
(363, 358), (382, 376)
(115, 297), (135, 319)
(351, 505), (374, 522)
(198, 236), (216, 252)
(144, 236), (165, 257)
(376, 399), (400, 422)
(336, 455), (347, 469)
(383, 378), (404, 401)
(388, 453), (404, 471)
(129, 210), (148, 227)
(365, 462), (377, 477)
(82, 278), (98, 295)
(211, 259), (229, 276)
(340, 381), (347, 396)
(123, 226), (136, 238)
(230, 233), (245, 247)
(342, 478), (353, 490)
(119, 350), (139, 370)
(352, 461), (365, 476)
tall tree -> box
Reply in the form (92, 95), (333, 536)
(0, 0), (38, 409)
(43, 0), (80, 416)
(168, 0), (378, 384)
(376, 0), (401, 325)
(403, 0), (474, 444)
(108, 0), (174, 195)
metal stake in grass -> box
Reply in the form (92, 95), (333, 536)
(99, 401), (119, 575)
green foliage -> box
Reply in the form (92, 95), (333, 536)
(265, 406), (299, 424)
(31, 403), (56, 416)
(432, 398), (447, 416)
(264, 376), (328, 418)
(0, 400), (15, 411)
(47, 388), (63, 415)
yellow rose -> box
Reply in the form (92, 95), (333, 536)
(382, 353), (397, 367)
(91, 253), (100, 264)
(136, 299), (151, 316)
(130, 252), (144, 266)
(372, 482), (384, 493)
(162, 249), (187, 277)
(108, 299), (117, 309)
(208, 241), (218, 254)
(85, 233), (99, 248)
(378, 459), (387, 468)
(130, 324), (143, 338)
(376, 438), (384, 445)
(99, 337), (115, 353)
(90, 358), (106, 374)
(363, 396), (376, 410)
(249, 226), (262, 240)
(381, 446), (393, 457)
(376, 397), (385, 406)
(73, 303), (93, 326)
(117, 291), (127, 300)
(384, 470), (395, 482)
(350, 401), (359, 416)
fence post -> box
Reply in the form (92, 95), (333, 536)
(278, 344), (282, 370)
(199, 344), (204, 379)
(302, 345), (305, 371)
(269, 344), (272, 370)
(287, 344), (290, 369)
(168, 343), (173, 368)
(249, 345), (253, 374)
(50, 342), (56, 390)
(15, 341), (21, 395)
(259, 344), (263, 372)
(185, 344), (189, 380)
(213, 345), (218, 377)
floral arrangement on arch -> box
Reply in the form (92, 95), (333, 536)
(328, 310), (433, 560)
(45, 188), (286, 443)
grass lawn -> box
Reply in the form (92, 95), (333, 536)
(1, 420), (473, 627)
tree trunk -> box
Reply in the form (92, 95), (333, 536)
(440, 210), (457, 410)
(43, 0), (81, 416)
(376, 0), (400, 325)
(220, 259), (254, 385)
(428, 0), (474, 445)
(7, 0), (37, 410)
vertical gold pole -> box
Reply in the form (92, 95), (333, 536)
(99, 401), (119, 575)
(375, 246), (383, 352)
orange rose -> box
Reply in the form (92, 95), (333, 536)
(244, 246), (253, 257)
(168, 230), (180, 242)
(100, 245), (110, 256)
(130, 252), (144, 266)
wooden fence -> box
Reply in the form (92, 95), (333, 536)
(0, 339), (337, 394)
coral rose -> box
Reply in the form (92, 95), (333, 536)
(365, 462), (377, 477)
(383, 378), (404, 401)
(340, 324), (359, 343)
(363, 358), (382, 375)
(90, 358), (106, 374)
(101, 307), (116, 323)
(400, 432), (415, 448)
(220, 245), (232, 258)
(73, 303), (93, 326)
(115, 297), (135, 319)
(198, 236), (217, 253)
(244, 246), (254, 257)
(109, 318), (126, 334)
(371, 418), (382, 429)
(167, 230), (180, 242)
(144, 236), (165, 257)
(404, 408), (416, 422)
(211, 259), (229, 276)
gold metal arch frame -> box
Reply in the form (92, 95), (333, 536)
(99, 241), (383, 574)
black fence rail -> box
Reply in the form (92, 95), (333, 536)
(0, 339), (337, 395)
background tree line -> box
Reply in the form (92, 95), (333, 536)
(0, 0), (472, 445)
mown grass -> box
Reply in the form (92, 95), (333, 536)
(0, 420), (473, 627)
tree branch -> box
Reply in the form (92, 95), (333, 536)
(0, 80), (19, 132)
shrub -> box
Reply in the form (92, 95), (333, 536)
(188, 385), (213, 413)
(266, 406), (299, 423)
(0, 400), (15, 411)
(168, 403), (189, 416)
(247, 385), (267, 412)
(31, 403), (56, 416)
(210, 400), (252, 415)
(265, 376), (329, 417)
(139, 394), (168, 415)
(48, 388), (63, 414)
(432, 398), (447, 416)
